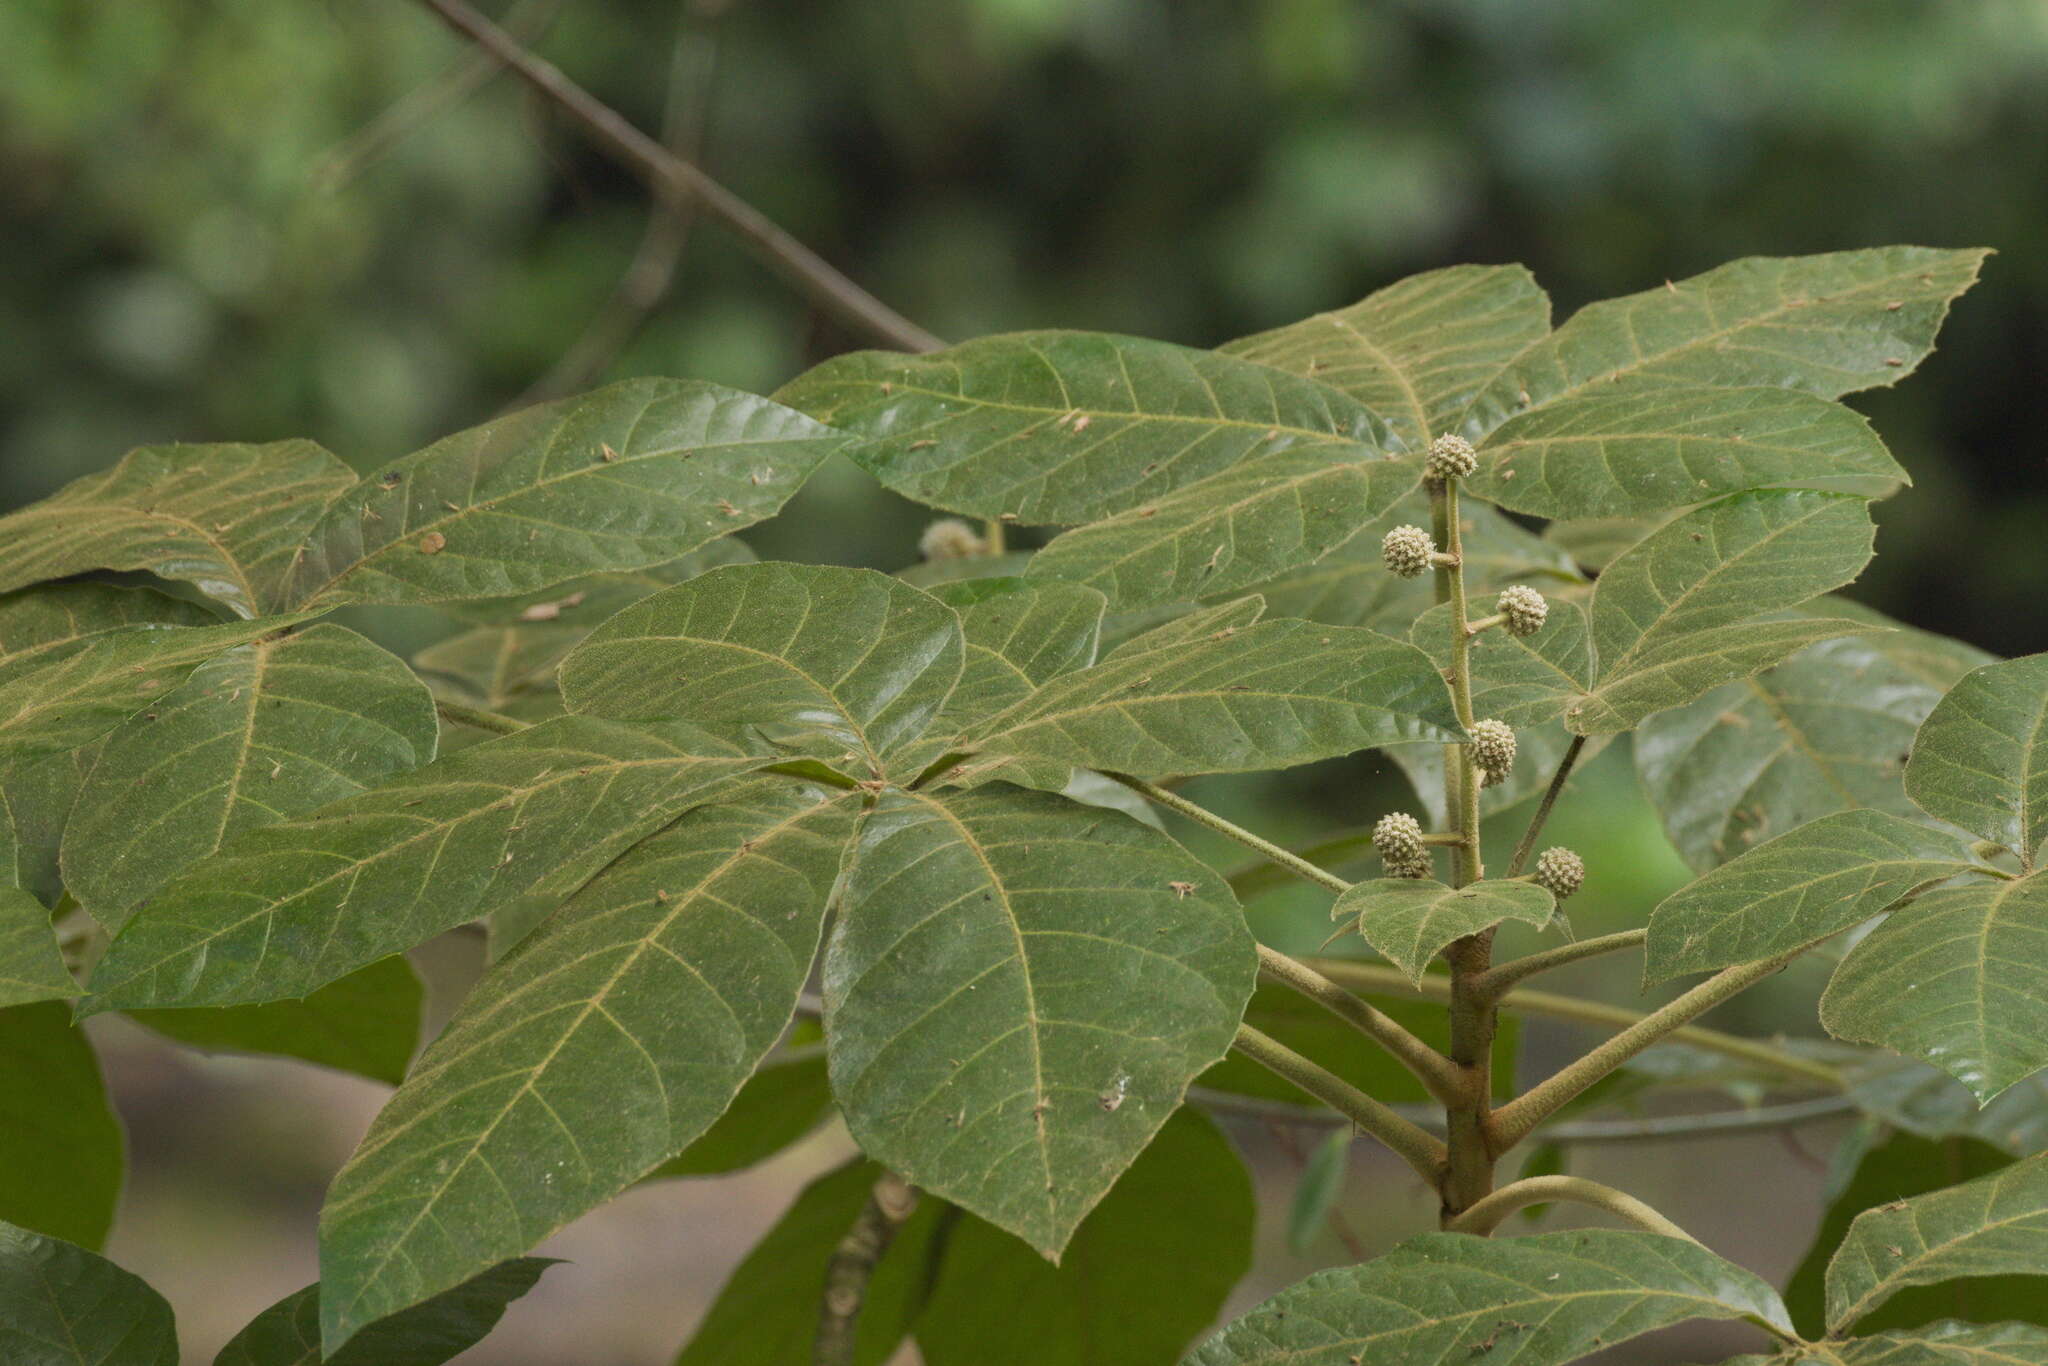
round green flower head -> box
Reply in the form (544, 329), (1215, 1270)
(1497, 584), (1549, 638)
(1470, 718), (1516, 787)
(1533, 846), (1586, 900)
(1372, 811), (1433, 877)
(1381, 524), (1435, 579)
(1426, 432), (1478, 480)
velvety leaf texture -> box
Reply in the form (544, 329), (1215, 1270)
(1221, 263), (1551, 449)
(775, 330), (1399, 523)
(560, 562), (964, 778)
(1826, 1148), (2048, 1333)
(0, 1220), (177, 1366)
(0, 887), (74, 1007)
(0, 1003), (123, 1250)
(129, 955), (424, 1085)
(1185, 1229), (1791, 1366)
(0, 440), (356, 616)
(1645, 810), (1981, 984)
(215, 1259), (552, 1366)
(63, 624), (439, 929)
(84, 715), (772, 1014)
(824, 786), (1255, 1256)
(1823, 871), (2048, 1103)
(318, 782), (858, 1352)
(1905, 654), (2048, 868)
(1334, 878), (1555, 984)
(289, 378), (840, 609)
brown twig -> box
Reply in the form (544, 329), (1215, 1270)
(814, 1171), (918, 1366)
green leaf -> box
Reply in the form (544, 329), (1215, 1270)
(0, 1004), (123, 1250)
(1332, 878), (1555, 984)
(1543, 514), (1666, 573)
(1848, 1059), (2048, 1158)
(1785, 1132), (2039, 1338)
(1458, 247), (1989, 438)
(1826, 1147), (2048, 1333)
(128, 955), (423, 1085)
(0, 440), (356, 617)
(1746, 1321), (2048, 1365)
(0, 1220), (176, 1366)
(1286, 1128), (1350, 1256)
(1905, 655), (2048, 868)
(83, 715), (773, 1014)
(318, 781), (859, 1353)
(917, 1108), (1255, 1366)
(926, 577), (1107, 727)
(1221, 264), (1551, 450)
(1025, 447), (1420, 611)
(62, 624), (438, 929)
(775, 330), (1399, 523)
(2, 745), (103, 906)
(672, 1159), (946, 1366)
(825, 786), (1255, 1256)
(0, 887), (75, 1007)
(215, 1259), (553, 1366)
(1566, 490), (1878, 735)
(1644, 810), (1982, 984)
(1636, 609), (1992, 870)
(439, 536), (758, 626)
(1186, 1229), (1792, 1366)
(559, 562), (964, 779)
(1102, 595), (1267, 660)
(1822, 871), (2048, 1103)
(647, 1050), (833, 1180)
(967, 619), (1461, 778)
(1465, 381), (1906, 519)
(289, 378), (840, 609)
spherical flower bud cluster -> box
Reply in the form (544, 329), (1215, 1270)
(1426, 433), (1478, 481)
(1381, 524), (1435, 579)
(1371, 811), (1432, 879)
(1470, 718), (1516, 789)
(918, 517), (987, 562)
(1497, 584), (1549, 638)
(1533, 847), (1586, 900)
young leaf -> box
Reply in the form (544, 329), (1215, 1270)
(318, 782), (859, 1352)
(1286, 1129), (1350, 1256)
(1644, 810), (1982, 984)
(214, 1258), (553, 1366)
(83, 715), (774, 1015)
(824, 786), (1255, 1256)
(288, 378), (841, 609)
(1636, 609), (1992, 870)
(1567, 490), (1878, 734)
(0, 1004), (122, 1250)
(646, 1050), (833, 1180)
(1458, 246), (1989, 438)
(62, 624), (438, 929)
(1221, 263), (1551, 450)
(1905, 654), (2048, 868)
(916, 1108), (1255, 1366)
(1332, 878), (1555, 984)
(1822, 872), (2048, 1103)
(1186, 1229), (1792, 1365)
(559, 562), (964, 779)
(0, 1220), (176, 1366)
(966, 618), (1461, 778)
(1825, 1147), (2048, 1333)
(1464, 381), (1906, 520)
(0, 887), (75, 1007)
(774, 331), (1399, 523)
(0, 440), (356, 617)
(1024, 447), (1420, 611)
(128, 955), (424, 1086)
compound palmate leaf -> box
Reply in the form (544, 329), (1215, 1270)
(1823, 871), (2048, 1102)
(1334, 878), (1555, 984)
(289, 378), (842, 609)
(0, 440), (357, 617)
(824, 785), (1255, 1256)
(62, 624), (439, 929)
(318, 782), (858, 1353)
(83, 715), (773, 1014)
(216, 1259), (553, 1366)
(560, 562), (964, 780)
(0, 1220), (177, 1366)
(775, 330), (1400, 523)
(1186, 1229), (1791, 1366)
(1825, 1148), (2048, 1334)
(1905, 654), (2048, 869)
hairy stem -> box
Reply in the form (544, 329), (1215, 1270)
(435, 699), (531, 734)
(1476, 929), (1647, 999)
(1507, 734), (1587, 877)
(1442, 1175), (1699, 1241)
(1232, 1025), (1446, 1181)
(1105, 773), (1352, 894)
(1256, 945), (1464, 1104)
(814, 1170), (919, 1366)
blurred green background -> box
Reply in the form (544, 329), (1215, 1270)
(6, 1), (2047, 1360)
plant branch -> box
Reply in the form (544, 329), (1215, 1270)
(412, 0), (945, 353)
(1256, 944), (1464, 1104)
(814, 1170), (918, 1366)
(1442, 1175), (1699, 1241)
(435, 699), (531, 734)
(1105, 773), (1352, 895)
(1227, 829), (1376, 898)
(1507, 734), (1587, 877)
(1232, 1025), (1446, 1181)
(1476, 929), (1647, 999)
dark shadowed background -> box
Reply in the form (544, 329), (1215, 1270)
(5, 1), (2046, 1360)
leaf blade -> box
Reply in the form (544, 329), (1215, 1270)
(0, 1220), (176, 1366)
(1905, 654), (2048, 867)
(1334, 878), (1555, 984)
